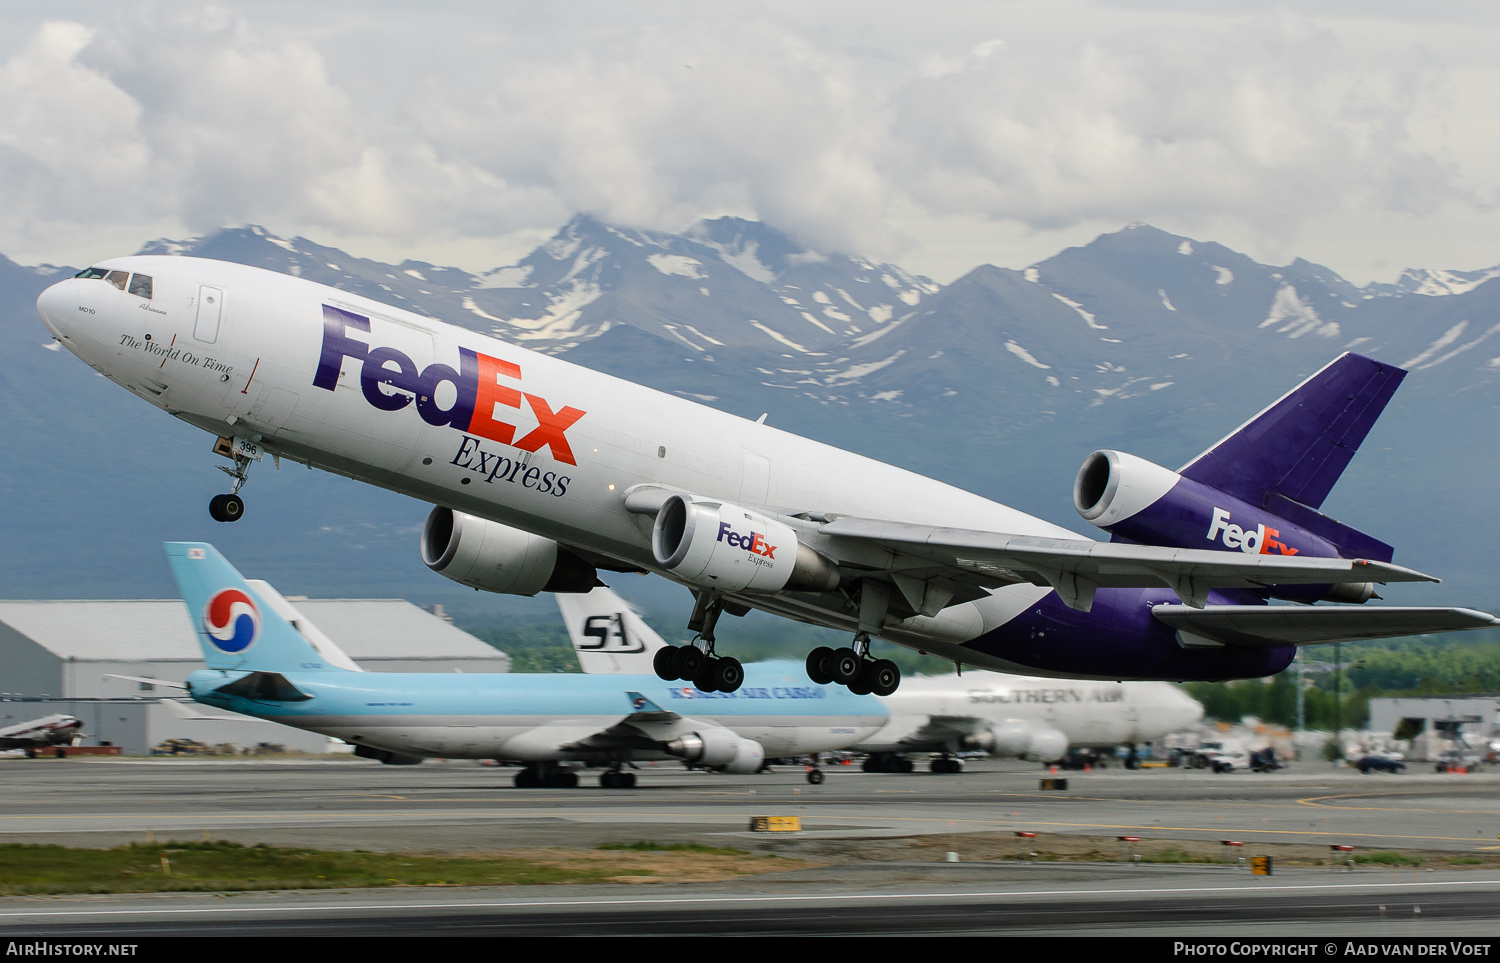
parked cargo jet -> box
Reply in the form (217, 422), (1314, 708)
(162, 542), (885, 787)
(559, 587), (1203, 773)
(0, 715), (84, 756)
(37, 259), (1498, 696)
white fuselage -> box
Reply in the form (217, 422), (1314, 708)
(38, 256), (1074, 669)
(854, 672), (1204, 755)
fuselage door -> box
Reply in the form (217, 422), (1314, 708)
(194, 285), (225, 342)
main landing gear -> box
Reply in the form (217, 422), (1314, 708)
(805, 633), (900, 697)
(600, 767), (637, 789)
(513, 764), (578, 788)
(655, 593), (744, 693)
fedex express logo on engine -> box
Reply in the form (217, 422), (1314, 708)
(313, 305), (585, 465)
(717, 522), (776, 560)
(1207, 508), (1300, 555)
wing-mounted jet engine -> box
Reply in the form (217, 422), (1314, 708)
(422, 506), (600, 596)
(663, 728), (766, 774)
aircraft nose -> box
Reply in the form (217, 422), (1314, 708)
(1173, 686), (1205, 728)
(35, 279), (73, 339)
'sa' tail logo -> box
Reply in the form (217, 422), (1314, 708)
(203, 589), (260, 653)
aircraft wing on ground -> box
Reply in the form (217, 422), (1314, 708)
(889, 714), (992, 750)
(555, 691), (684, 752)
(1152, 605), (1500, 647)
(818, 517), (1439, 612)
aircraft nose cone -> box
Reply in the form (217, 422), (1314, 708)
(1173, 686), (1205, 728)
(35, 279), (73, 338)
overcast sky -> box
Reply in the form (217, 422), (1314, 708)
(2, 1), (1497, 284)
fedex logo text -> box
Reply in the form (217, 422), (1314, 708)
(717, 522), (776, 559)
(313, 305), (586, 465)
(1207, 508), (1300, 556)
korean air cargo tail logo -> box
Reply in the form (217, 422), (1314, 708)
(1207, 508), (1300, 556)
(313, 305), (586, 487)
(203, 589), (260, 653)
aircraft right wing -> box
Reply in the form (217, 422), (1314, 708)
(817, 517), (1437, 612)
(1151, 604), (1500, 647)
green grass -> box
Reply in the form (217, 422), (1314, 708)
(1353, 851), (1424, 866)
(596, 841), (747, 856)
(0, 841), (639, 895)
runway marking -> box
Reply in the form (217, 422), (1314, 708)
(0, 877), (1497, 921)
(1297, 789), (1500, 814)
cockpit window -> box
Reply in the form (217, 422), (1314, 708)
(105, 270), (129, 291)
(74, 267), (109, 280)
(127, 274), (153, 299)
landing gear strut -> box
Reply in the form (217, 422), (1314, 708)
(806, 633), (900, 696)
(655, 592), (744, 693)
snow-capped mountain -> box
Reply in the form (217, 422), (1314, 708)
(3, 218), (1496, 608)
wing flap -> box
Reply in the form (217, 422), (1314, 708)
(1151, 604), (1499, 647)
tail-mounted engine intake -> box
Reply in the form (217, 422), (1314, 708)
(664, 728), (765, 774)
(651, 494), (841, 594)
(1073, 450), (1381, 604)
(421, 506), (599, 596)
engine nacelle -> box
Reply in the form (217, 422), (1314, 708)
(1073, 450), (1380, 604)
(421, 506), (598, 596)
(992, 720), (1068, 760)
(651, 494), (841, 594)
(664, 728), (765, 774)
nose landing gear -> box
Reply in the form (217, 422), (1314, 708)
(208, 437), (254, 523)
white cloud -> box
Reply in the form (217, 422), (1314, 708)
(0, 2), (1496, 282)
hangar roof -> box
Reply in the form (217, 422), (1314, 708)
(0, 599), (505, 664)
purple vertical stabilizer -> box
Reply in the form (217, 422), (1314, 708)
(1179, 353), (1405, 512)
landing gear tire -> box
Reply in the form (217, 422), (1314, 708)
(806, 768), (825, 785)
(931, 757), (963, 774)
(208, 493), (244, 523)
(868, 659), (900, 697)
(653, 647), (678, 681)
(830, 648), (863, 686)
(674, 645), (706, 680)
(710, 656), (743, 692)
(600, 770), (636, 789)
(514, 767), (541, 788)
(806, 647), (835, 685)
(692, 663), (720, 693)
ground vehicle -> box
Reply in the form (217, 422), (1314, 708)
(1355, 754), (1405, 774)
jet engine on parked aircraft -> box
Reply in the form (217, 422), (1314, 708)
(650, 494), (841, 594)
(991, 720), (1068, 761)
(664, 727), (765, 774)
(422, 507), (599, 596)
(1073, 450), (1378, 605)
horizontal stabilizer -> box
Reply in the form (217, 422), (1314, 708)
(1152, 604), (1499, 647)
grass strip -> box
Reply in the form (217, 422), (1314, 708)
(0, 841), (790, 896)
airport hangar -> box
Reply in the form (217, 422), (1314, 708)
(0, 599), (509, 755)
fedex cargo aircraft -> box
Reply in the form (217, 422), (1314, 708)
(35, 258), (1498, 695)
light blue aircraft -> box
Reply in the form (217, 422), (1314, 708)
(164, 542), (888, 787)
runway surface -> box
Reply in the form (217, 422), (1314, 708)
(2, 757), (1498, 936)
